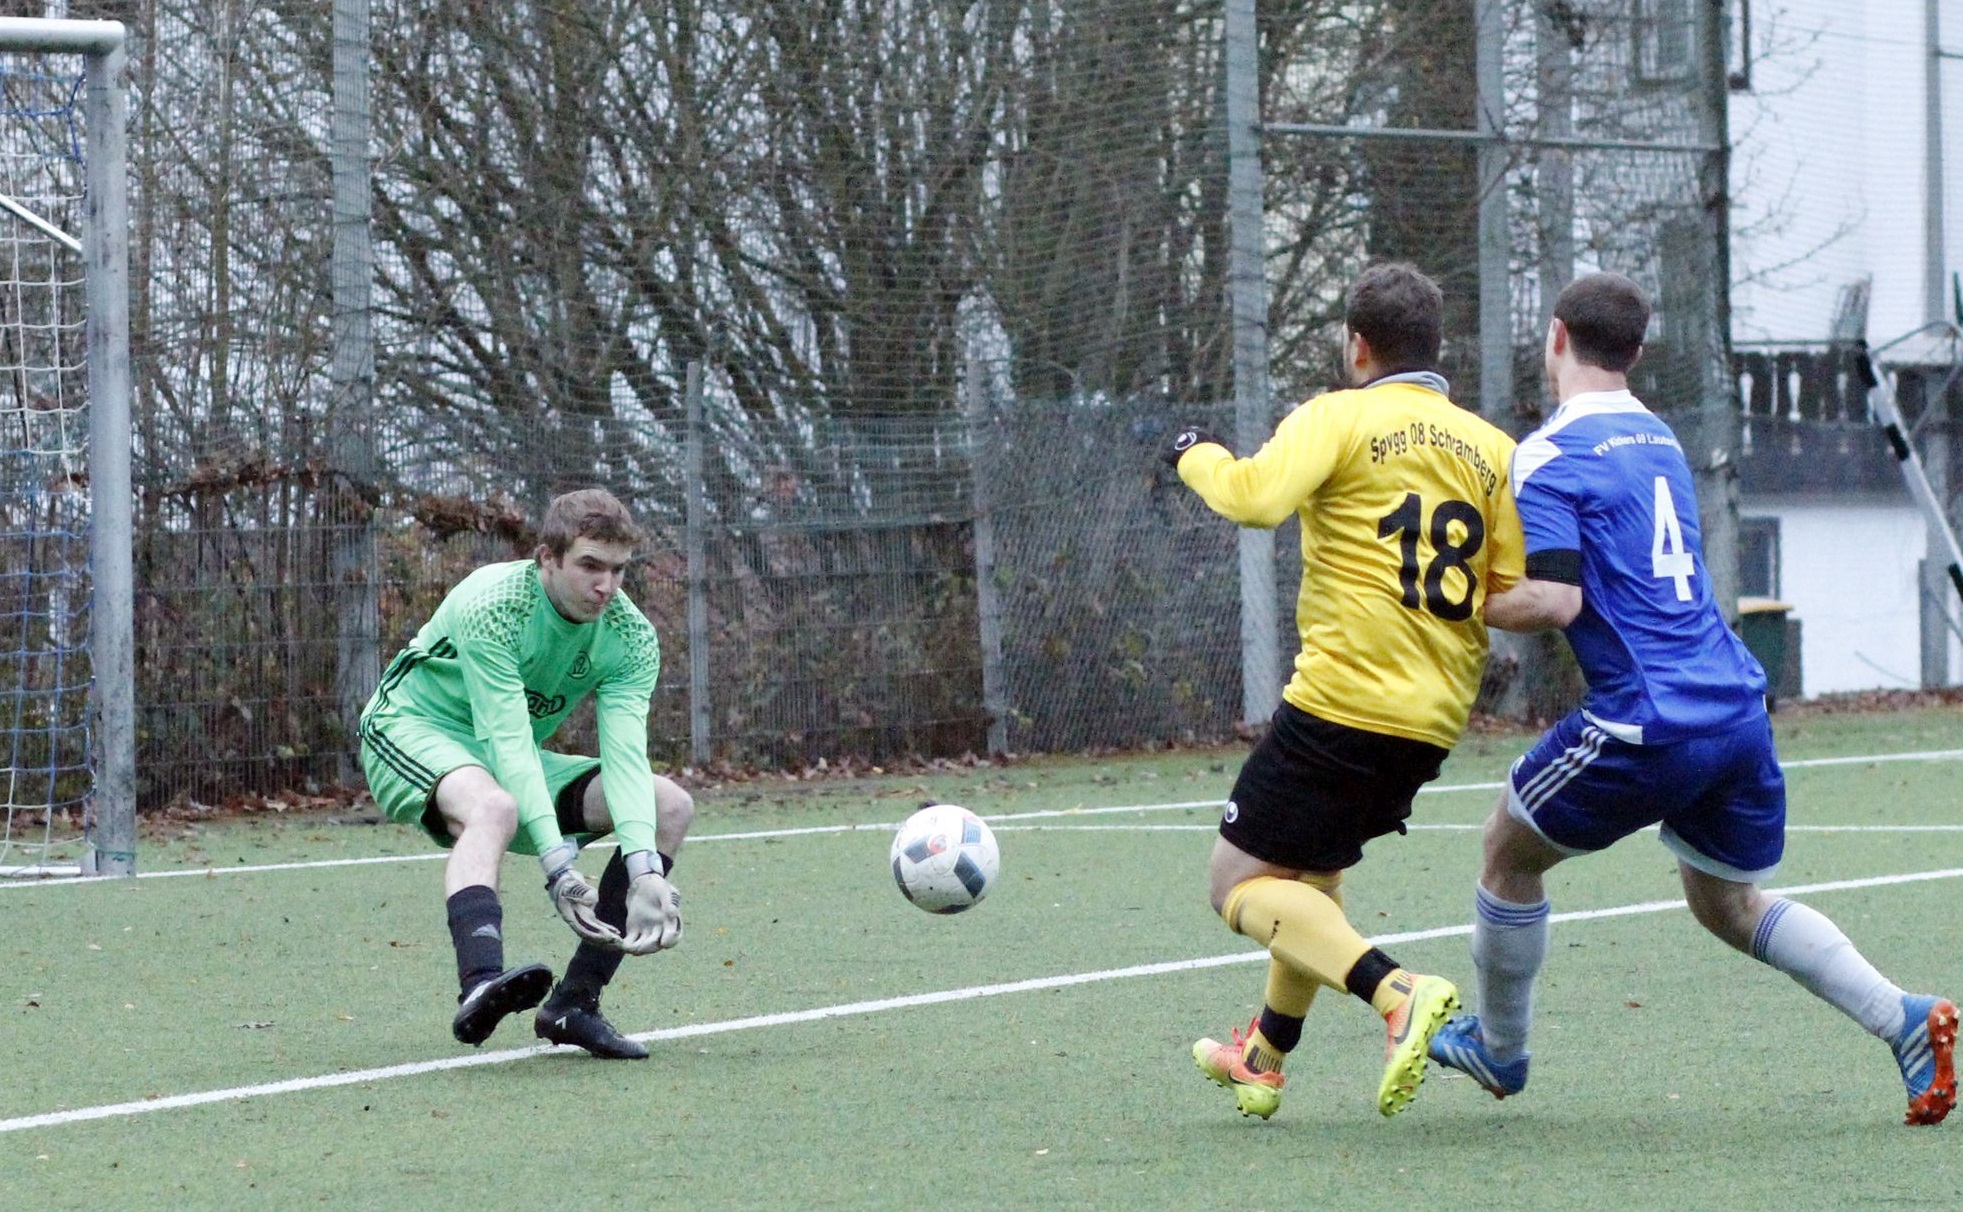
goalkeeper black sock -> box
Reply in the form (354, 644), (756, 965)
(556, 850), (631, 1003)
(446, 884), (504, 995)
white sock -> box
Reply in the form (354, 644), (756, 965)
(1471, 885), (1550, 1061)
(1751, 897), (1906, 1039)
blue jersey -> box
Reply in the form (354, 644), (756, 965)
(1512, 389), (1765, 744)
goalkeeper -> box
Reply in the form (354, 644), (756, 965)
(358, 488), (693, 1059)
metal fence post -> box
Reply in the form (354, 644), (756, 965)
(1224, 0), (1279, 728)
(685, 361), (712, 766)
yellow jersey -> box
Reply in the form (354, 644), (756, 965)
(1178, 375), (1524, 748)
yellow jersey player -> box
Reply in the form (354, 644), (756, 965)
(1164, 262), (1525, 1119)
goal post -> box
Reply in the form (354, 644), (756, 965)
(0, 18), (133, 878)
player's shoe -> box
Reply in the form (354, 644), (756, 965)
(535, 991), (650, 1060)
(1377, 973), (1459, 1118)
(451, 962), (553, 1047)
(1427, 1014), (1529, 1100)
(1192, 1017), (1284, 1120)
(1892, 993), (1958, 1126)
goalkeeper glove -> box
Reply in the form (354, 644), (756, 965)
(619, 850), (683, 956)
(540, 841), (623, 948)
(1160, 426), (1224, 469)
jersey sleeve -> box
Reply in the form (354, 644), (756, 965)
(593, 607), (663, 857)
(453, 593), (564, 854)
(1510, 433), (1582, 558)
(1177, 398), (1347, 529)
(1483, 471), (1526, 595)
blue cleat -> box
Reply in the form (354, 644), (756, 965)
(1893, 994), (1957, 1126)
(1427, 1014), (1529, 1100)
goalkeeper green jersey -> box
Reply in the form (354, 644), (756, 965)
(1177, 373), (1525, 749)
(361, 559), (663, 855)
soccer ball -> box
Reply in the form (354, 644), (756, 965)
(889, 803), (1000, 914)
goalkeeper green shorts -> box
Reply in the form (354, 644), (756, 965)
(358, 712), (601, 857)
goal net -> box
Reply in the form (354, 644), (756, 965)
(0, 18), (130, 878)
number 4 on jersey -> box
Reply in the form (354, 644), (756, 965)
(1651, 475), (1695, 601)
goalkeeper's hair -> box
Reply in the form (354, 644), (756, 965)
(1554, 272), (1649, 372)
(541, 488), (643, 557)
(1346, 262), (1444, 374)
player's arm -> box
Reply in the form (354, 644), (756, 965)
(1165, 402), (1342, 529)
(454, 631), (563, 854)
(1483, 467), (1528, 598)
(455, 629), (620, 946)
(594, 664), (661, 859)
(1489, 436), (1583, 631)
(597, 627), (682, 954)
(1484, 567), (1583, 632)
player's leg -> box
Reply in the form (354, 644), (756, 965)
(1429, 796), (1560, 1098)
(1200, 706), (1458, 1118)
(359, 719), (551, 1046)
(1433, 714), (1650, 1097)
(428, 764), (519, 894)
(429, 766), (555, 1044)
(535, 766), (697, 1059)
(1194, 867), (1337, 1118)
(1666, 716), (1955, 1124)
(1679, 863), (1956, 1125)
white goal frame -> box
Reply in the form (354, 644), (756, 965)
(0, 18), (133, 877)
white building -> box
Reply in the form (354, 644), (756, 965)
(1726, 0), (1959, 695)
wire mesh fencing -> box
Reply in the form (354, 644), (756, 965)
(94, 0), (1731, 805)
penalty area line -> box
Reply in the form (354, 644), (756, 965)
(3, 863), (1960, 1137)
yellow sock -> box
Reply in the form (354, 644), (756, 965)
(1220, 875), (1373, 991)
(1241, 1024), (1289, 1074)
(1369, 968), (1417, 1017)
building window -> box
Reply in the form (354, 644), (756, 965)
(1739, 516), (1780, 599)
(1634, 0), (1693, 84)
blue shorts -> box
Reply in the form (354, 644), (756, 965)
(1507, 710), (1786, 882)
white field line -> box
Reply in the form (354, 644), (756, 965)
(2, 863), (1959, 1137)
(996, 822), (1963, 834)
(4, 746), (1958, 891)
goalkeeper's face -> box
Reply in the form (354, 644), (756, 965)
(538, 537), (635, 623)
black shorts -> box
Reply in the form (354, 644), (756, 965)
(1220, 703), (1449, 872)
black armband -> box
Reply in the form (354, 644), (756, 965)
(1524, 549), (1582, 586)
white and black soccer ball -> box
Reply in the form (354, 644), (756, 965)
(890, 802), (999, 914)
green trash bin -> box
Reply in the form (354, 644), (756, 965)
(1737, 596), (1794, 711)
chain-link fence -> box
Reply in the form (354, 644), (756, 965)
(99, 0), (1730, 805)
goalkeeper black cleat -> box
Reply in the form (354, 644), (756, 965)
(452, 963), (553, 1047)
(535, 996), (649, 1060)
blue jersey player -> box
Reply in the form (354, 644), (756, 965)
(1426, 272), (1956, 1126)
